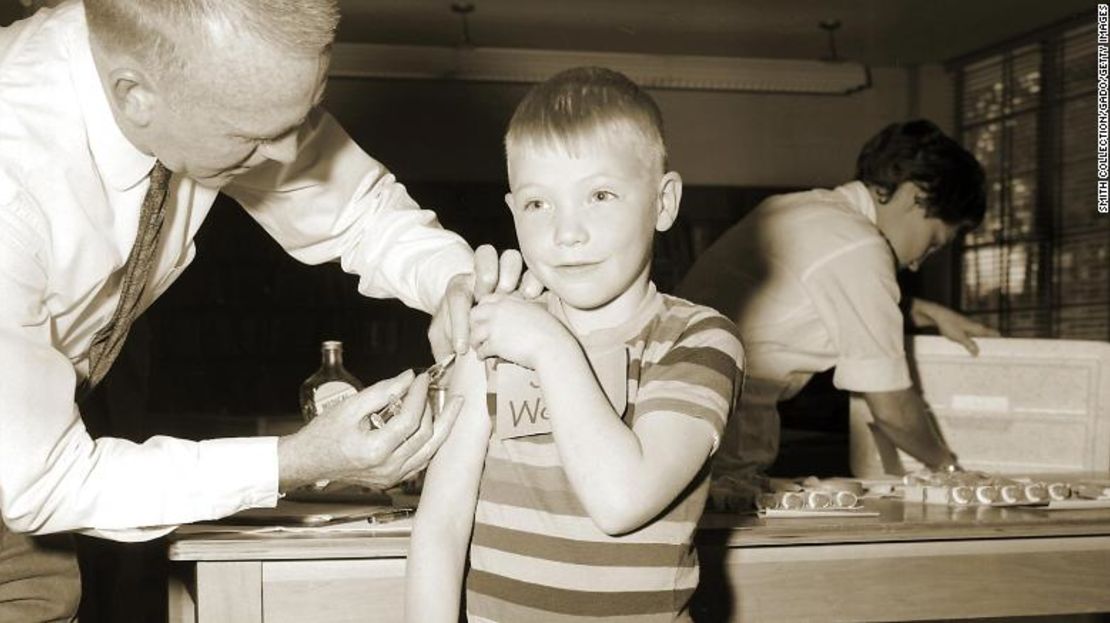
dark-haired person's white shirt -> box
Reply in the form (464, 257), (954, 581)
(677, 181), (912, 477)
(0, 2), (472, 539)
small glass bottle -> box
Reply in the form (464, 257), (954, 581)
(299, 340), (363, 422)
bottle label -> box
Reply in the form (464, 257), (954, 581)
(313, 381), (358, 415)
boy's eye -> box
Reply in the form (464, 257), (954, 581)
(591, 190), (617, 202)
(523, 199), (546, 211)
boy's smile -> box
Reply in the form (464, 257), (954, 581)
(505, 133), (680, 332)
(554, 261), (602, 275)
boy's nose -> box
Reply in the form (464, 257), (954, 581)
(553, 210), (588, 247)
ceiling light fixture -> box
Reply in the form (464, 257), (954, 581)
(328, 8), (870, 95)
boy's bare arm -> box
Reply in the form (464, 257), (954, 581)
(536, 340), (716, 535)
(405, 352), (491, 622)
(468, 294), (734, 535)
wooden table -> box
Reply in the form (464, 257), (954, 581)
(167, 496), (1110, 622)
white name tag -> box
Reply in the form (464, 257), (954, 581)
(494, 347), (628, 440)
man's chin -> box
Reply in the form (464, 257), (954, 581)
(194, 170), (243, 189)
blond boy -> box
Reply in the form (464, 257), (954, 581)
(406, 67), (744, 622)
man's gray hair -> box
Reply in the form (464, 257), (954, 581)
(85, 0), (339, 80)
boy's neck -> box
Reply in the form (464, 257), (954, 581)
(558, 275), (654, 337)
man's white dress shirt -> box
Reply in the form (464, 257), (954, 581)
(678, 181), (912, 476)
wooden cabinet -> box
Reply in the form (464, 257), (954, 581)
(169, 497), (1110, 622)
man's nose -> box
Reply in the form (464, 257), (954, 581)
(258, 131), (299, 164)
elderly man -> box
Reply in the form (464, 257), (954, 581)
(0, 1), (523, 619)
(678, 120), (999, 508)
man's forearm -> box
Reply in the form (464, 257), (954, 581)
(862, 388), (958, 470)
(909, 298), (938, 328)
(4, 432), (279, 536)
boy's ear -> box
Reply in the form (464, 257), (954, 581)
(654, 171), (682, 232)
(504, 192), (515, 212)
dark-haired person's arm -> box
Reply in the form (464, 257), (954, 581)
(862, 387), (961, 471)
(800, 238), (964, 469)
(910, 298), (1000, 356)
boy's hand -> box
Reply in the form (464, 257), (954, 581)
(428, 246), (542, 360)
(469, 293), (572, 369)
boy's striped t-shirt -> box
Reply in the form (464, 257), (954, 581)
(466, 285), (745, 622)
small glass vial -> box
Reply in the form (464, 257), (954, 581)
(399, 363), (451, 495)
(427, 369), (449, 419)
(299, 340), (363, 422)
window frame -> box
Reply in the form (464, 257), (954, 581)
(951, 12), (1110, 340)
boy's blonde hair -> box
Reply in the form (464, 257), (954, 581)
(505, 66), (667, 174)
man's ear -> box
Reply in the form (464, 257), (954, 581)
(106, 67), (159, 128)
(873, 186), (891, 204)
(655, 171), (682, 232)
(892, 181), (925, 215)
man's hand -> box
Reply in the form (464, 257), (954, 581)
(910, 298), (1000, 356)
(277, 369), (463, 491)
(427, 244), (544, 359)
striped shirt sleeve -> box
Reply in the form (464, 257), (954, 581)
(632, 305), (745, 452)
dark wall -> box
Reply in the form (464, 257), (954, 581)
(134, 183), (798, 421)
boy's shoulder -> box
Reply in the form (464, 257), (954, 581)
(657, 292), (740, 327)
(649, 293), (745, 357)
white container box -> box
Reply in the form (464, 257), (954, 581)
(850, 336), (1110, 477)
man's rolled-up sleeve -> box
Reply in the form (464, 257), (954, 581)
(0, 189), (280, 539)
(225, 110), (475, 314)
(800, 238), (912, 394)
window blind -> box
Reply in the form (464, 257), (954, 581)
(957, 20), (1109, 340)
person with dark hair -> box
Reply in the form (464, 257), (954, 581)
(855, 119), (987, 232)
(677, 119), (999, 508)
